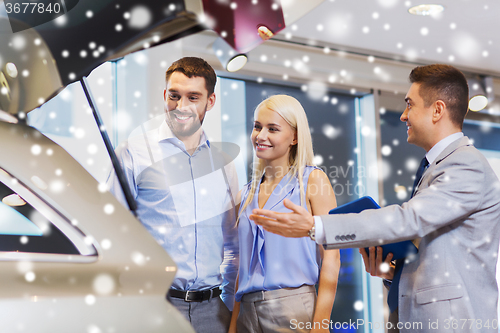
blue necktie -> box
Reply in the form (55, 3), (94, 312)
(409, 157), (430, 198)
(387, 156), (429, 313)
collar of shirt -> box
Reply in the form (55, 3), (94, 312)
(425, 132), (464, 165)
(157, 120), (211, 151)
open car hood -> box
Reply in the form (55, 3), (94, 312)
(0, 0), (324, 114)
(0, 0), (205, 113)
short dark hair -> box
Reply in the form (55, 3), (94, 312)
(409, 64), (469, 128)
(165, 57), (217, 95)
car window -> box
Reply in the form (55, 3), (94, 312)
(0, 197), (43, 236)
(0, 169), (97, 260)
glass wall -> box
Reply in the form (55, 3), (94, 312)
(379, 110), (426, 207)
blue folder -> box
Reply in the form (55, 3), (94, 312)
(328, 196), (418, 261)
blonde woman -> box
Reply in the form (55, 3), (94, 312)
(229, 95), (340, 333)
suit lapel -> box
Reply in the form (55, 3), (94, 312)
(417, 136), (471, 192)
(435, 136), (471, 164)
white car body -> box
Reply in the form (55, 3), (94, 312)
(0, 118), (194, 332)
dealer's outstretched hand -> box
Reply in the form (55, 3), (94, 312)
(250, 198), (315, 238)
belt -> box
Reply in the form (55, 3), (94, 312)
(168, 286), (222, 302)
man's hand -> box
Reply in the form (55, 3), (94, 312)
(359, 247), (395, 280)
(250, 199), (314, 238)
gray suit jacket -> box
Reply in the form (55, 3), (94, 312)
(322, 136), (500, 332)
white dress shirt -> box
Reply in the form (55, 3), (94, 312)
(107, 117), (239, 309)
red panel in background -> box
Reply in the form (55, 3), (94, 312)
(202, 0), (285, 53)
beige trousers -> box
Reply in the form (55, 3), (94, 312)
(237, 285), (317, 333)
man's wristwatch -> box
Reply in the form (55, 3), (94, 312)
(308, 225), (316, 241)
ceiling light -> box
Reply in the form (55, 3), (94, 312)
(408, 4), (445, 16)
(5, 63), (18, 78)
(213, 37), (248, 72)
(2, 194), (26, 206)
(225, 54), (248, 72)
(467, 77), (494, 112)
(469, 96), (488, 112)
(257, 25), (274, 41)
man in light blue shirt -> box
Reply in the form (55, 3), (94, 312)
(108, 57), (239, 332)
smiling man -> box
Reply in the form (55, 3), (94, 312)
(164, 66), (215, 151)
(250, 64), (500, 332)
(108, 57), (239, 333)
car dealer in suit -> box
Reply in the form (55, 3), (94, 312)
(249, 64), (500, 332)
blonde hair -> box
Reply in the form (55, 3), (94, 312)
(238, 95), (314, 222)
